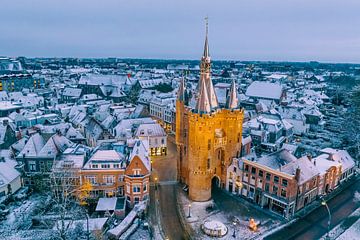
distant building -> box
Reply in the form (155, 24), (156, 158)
(78, 74), (127, 102)
(149, 93), (176, 132)
(0, 101), (22, 118)
(245, 81), (285, 104)
(0, 57), (43, 92)
(16, 133), (74, 187)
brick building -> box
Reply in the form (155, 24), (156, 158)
(176, 22), (244, 201)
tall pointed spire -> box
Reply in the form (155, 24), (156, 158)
(196, 75), (211, 113)
(177, 77), (185, 101)
(203, 16), (210, 58)
(195, 17), (219, 113)
(226, 79), (239, 109)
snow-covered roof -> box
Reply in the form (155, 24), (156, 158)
(129, 139), (150, 172)
(281, 143), (298, 155)
(135, 123), (166, 137)
(312, 154), (342, 175)
(256, 149), (297, 171)
(107, 201), (147, 239)
(96, 197), (118, 211)
(54, 218), (108, 232)
(246, 81), (283, 100)
(18, 133), (46, 157)
(282, 156), (320, 184)
(90, 150), (123, 162)
(17, 133), (73, 159)
(62, 87), (82, 98)
(319, 148), (355, 172)
(79, 74), (128, 87)
(242, 136), (252, 145)
(0, 150), (21, 187)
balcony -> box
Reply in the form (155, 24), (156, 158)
(214, 137), (227, 148)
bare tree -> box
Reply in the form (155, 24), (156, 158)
(49, 162), (92, 240)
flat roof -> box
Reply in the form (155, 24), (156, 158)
(0, 101), (22, 111)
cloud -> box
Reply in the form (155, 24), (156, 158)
(0, 0), (359, 62)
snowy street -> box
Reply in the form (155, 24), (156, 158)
(265, 177), (360, 240)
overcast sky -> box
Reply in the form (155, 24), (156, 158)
(1, 0), (360, 63)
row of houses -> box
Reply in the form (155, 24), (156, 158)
(226, 147), (356, 218)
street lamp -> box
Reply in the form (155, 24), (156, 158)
(85, 213), (89, 240)
(187, 204), (191, 218)
(232, 221), (237, 238)
(321, 200), (331, 239)
(154, 177), (158, 190)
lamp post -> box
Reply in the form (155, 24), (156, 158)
(85, 213), (89, 240)
(154, 177), (158, 190)
(187, 204), (191, 218)
(232, 221), (237, 238)
(321, 200), (331, 239)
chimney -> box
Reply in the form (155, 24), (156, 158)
(295, 167), (301, 182)
(307, 153), (312, 161)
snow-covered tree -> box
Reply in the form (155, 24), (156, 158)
(343, 84), (360, 164)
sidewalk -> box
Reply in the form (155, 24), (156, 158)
(176, 186), (281, 240)
(260, 174), (360, 239)
(319, 207), (360, 240)
(148, 186), (166, 240)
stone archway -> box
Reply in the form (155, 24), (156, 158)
(211, 175), (221, 195)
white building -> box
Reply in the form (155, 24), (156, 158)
(226, 158), (244, 194)
(0, 150), (21, 197)
(276, 106), (309, 135)
(149, 92), (176, 132)
(135, 123), (167, 156)
(245, 81), (285, 104)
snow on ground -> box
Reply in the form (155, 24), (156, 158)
(1, 229), (57, 240)
(319, 207), (360, 240)
(0, 193), (46, 234)
(178, 190), (281, 240)
(354, 191), (360, 203)
(128, 227), (151, 240)
(336, 218), (360, 240)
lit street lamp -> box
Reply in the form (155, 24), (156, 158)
(154, 177), (158, 190)
(321, 199), (331, 239)
(232, 221), (237, 238)
(187, 204), (191, 218)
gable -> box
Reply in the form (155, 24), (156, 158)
(125, 155), (149, 176)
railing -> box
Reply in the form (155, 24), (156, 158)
(214, 137), (227, 148)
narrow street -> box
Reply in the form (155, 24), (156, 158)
(150, 135), (187, 240)
(265, 178), (360, 240)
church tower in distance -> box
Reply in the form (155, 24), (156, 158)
(176, 19), (244, 201)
